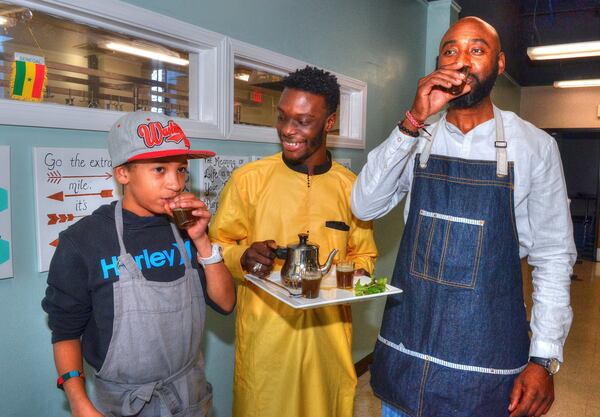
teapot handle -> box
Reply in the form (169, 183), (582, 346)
(275, 247), (288, 259)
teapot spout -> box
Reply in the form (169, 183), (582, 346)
(319, 249), (338, 275)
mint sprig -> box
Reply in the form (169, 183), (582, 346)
(354, 277), (387, 296)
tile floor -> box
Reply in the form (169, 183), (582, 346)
(353, 259), (600, 417)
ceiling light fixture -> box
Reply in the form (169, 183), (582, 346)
(553, 79), (600, 88)
(527, 41), (600, 60)
(234, 73), (250, 82)
(0, 16), (8, 25)
(105, 42), (189, 66)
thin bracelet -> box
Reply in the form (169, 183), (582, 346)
(57, 370), (85, 390)
(405, 110), (425, 129)
(397, 121), (419, 137)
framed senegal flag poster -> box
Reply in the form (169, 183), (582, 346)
(10, 53), (47, 102)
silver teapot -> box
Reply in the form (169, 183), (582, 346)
(275, 233), (337, 288)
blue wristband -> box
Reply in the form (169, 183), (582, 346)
(56, 370), (84, 390)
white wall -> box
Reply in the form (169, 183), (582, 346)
(520, 86), (600, 129)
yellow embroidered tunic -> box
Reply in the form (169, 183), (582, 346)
(209, 152), (377, 417)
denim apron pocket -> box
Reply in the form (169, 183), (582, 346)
(410, 209), (484, 289)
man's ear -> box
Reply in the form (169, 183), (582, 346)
(114, 165), (131, 186)
(497, 51), (506, 76)
(324, 112), (337, 133)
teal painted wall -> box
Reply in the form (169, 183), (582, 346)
(0, 1), (428, 416)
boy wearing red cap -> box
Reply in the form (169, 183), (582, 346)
(42, 111), (235, 417)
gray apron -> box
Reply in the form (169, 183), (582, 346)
(93, 200), (212, 417)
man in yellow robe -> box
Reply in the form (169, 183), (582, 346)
(209, 66), (377, 417)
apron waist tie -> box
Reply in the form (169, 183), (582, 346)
(123, 381), (182, 416)
(98, 356), (198, 417)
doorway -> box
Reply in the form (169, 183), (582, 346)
(551, 129), (600, 261)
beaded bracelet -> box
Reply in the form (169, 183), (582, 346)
(405, 110), (425, 129)
(57, 370), (85, 390)
(397, 121), (420, 137)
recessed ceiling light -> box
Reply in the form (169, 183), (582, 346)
(553, 79), (600, 88)
(528, 41), (600, 60)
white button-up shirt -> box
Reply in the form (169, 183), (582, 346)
(352, 108), (575, 362)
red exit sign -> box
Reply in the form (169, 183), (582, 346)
(250, 90), (263, 103)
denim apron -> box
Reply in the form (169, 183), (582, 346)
(93, 200), (212, 417)
(371, 109), (530, 417)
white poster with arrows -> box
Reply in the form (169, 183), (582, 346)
(33, 148), (119, 272)
(0, 146), (13, 279)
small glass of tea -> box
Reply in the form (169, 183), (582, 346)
(301, 270), (323, 299)
(336, 260), (355, 289)
(449, 66), (470, 95)
(172, 207), (197, 229)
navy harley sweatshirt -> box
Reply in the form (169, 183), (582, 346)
(42, 201), (232, 371)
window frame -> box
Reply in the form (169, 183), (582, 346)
(0, 0), (228, 139)
(228, 39), (367, 149)
(0, 0), (367, 149)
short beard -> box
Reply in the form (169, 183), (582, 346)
(282, 125), (326, 165)
(449, 61), (499, 109)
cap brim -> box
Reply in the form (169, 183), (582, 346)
(128, 149), (215, 162)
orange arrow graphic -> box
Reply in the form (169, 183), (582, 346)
(47, 171), (113, 184)
(47, 189), (114, 201)
(49, 239), (59, 247)
(47, 213), (83, 225)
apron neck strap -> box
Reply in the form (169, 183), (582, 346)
(418, 115), (443, 169)
(418, 108), (508, 177)
(114, 200), (128, 257)
(170, 222), (193, 270)
(493, 107), (508, 177)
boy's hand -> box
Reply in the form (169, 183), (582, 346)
(166, 193), (211, 241)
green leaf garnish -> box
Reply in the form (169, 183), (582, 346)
(354, 277), (387, 296)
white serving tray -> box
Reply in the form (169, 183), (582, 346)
(245, 267), (402, 310)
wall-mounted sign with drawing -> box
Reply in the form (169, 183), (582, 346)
(33, 147), (120, 272)
(199, 155), (251, 214)
(198, 155), (351, 215)
(0, 146), (13, 279)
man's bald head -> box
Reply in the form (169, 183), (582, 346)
(440, 17), (502, 55)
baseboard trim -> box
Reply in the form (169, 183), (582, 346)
(354, 352), (374, 377)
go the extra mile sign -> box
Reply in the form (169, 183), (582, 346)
(33, 148), (119, 272)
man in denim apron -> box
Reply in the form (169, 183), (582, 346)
(352, 17), (575, 417)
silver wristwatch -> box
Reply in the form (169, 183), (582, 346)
(198, 243), (223, 266)
(529, 357), (561, 375)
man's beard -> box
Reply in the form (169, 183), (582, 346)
(281, 125), (326, 165)
(449, 61), (499, 109)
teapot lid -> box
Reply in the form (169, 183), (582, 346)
(287, 233), (319, 249)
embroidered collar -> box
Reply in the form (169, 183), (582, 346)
(282, 150), (332, 175)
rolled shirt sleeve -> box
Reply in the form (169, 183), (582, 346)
(526, 139), (576, 362)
